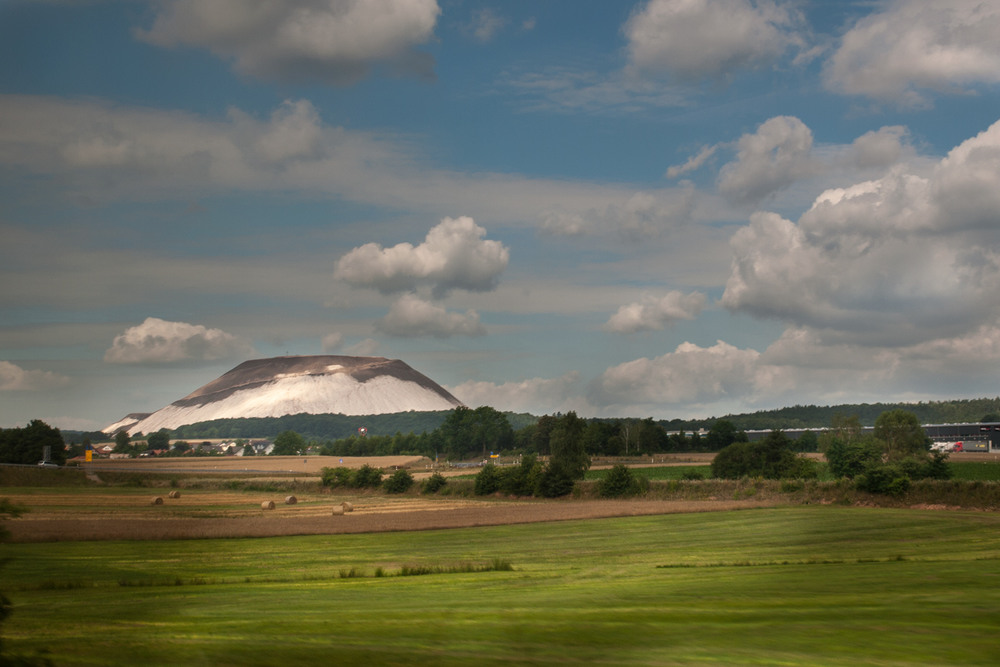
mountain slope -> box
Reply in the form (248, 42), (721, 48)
(106, 356), (464, 435)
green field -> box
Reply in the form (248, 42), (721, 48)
(3, 506), (1000, 666)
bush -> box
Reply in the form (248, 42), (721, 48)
(535, 463), (575, 498)
(856, 464), (910, 496)
(824, 437), (882, 478)
(353, 464), (384, 488)
(498, 455), (543, 496)
(321, 465), (383, 489)
(421, 472), (448, 494)
(321, 467), (354, 488)
(711, 432), (811, 480)
(474, 463), (502, 496)
(383, 468), (414, 494)
(598, 464), (642, 498)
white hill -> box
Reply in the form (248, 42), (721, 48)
(104, 355), (464, 436)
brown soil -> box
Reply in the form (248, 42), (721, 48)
(6, 496), (778, 542)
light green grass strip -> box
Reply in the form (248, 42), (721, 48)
(4, 506), (1000, 666)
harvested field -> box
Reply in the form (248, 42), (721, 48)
(81, 454), (431, 475)
(6, 493), (778, 542)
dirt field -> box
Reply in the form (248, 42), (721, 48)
(5, 494), (779, 542)
(82, 455), (432, 475)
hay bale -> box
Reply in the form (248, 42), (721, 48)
(168, 490), (181, 499)
(261, 500), (275, 510)
(342, 501), (354, 513)
(150, 496), (163, 505)
(331, 505), (345, 515)
(284, 495), (297, 505)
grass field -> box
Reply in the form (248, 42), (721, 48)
(3, 505), (1000, 666)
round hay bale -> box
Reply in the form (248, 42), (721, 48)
(261, 500), (275, 510)
(284, 495), (297, 505)
(151, 496), (163, 505)
(342, 501), (354, 513)
(168, 490), (181, 499)
(331, 505), (345, 515)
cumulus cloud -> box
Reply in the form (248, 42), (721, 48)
(605, 291), (706, 334)
(603, 187), (697, 240)
(449, 372), (582, 414)
(848, 126), (910, 169)
(321, 332), (343, 353)
(344, 338), (380, 356)
(334, 216), (509, 297)
(717, 115), (815, 205)
(137, 0), (441, 85)
(0, 361), (70, 391)
(590, 340), (761, 408)
(723, 117), (1000, 347)
(375, 294), (486, 338)
(824, 0), (1000, 106)
(104, 317), (253, 364)
(625, 0), (803, 81)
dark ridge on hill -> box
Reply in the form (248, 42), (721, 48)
(658, 397), (1000, 432)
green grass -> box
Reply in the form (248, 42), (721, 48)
(950, 461), (1000, 481)
(3, 506), (1000, 666)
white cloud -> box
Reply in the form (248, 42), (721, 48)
(717, 115), (815, 205)
(625, 0), (803, 81)
(0, 95), (657, 230)
(449, 372), (582, 414)
(344, 338), (380, 356)
(666, 145), (718, 178)
(321, 332), (343, 353)
(0, 361), (70, 391)
(723, 117), (1000, 347)
(137, 0), (441, 84)
(334, 216), (509, 296)
(104, 317), (253, 364)
(603, 187), (697, 240)
(590, 340), (761, 408)
(848, 126), (909, 169)
(824, 0), (1000, 106)
(605, 291), (706, 334)
(375, 294), (486, 338)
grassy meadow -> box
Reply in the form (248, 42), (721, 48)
(3, 505), (1000, 666)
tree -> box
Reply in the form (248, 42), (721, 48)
(825, 436), (882, 478)
(711, 431), (816, 480)
(548, 412), (590, 480)
(0, 420), (66, 465)
(437, 406), (514, 460)
(113, 430), (131, 454)
(146, 429), (170, 451)
(271, 430), (306, 456)
(874, 410), (929, 461)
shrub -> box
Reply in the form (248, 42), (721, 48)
(383, 468), (414, 494)
(598, 464), (643, 498)
(535, 463), (575, 498)
(498, 455), (543, 496)
(353, 464), (384, 489)
(824, 437), (882, 478)
(474, 464), (502, 496)
(421, 472), (448, 494)
(321, 467), (354, 488)
(856, 464), (910, 496)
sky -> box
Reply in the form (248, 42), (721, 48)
(3, 0), (1000, 431)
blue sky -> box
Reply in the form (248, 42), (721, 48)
(3, 0), (1000, 430)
